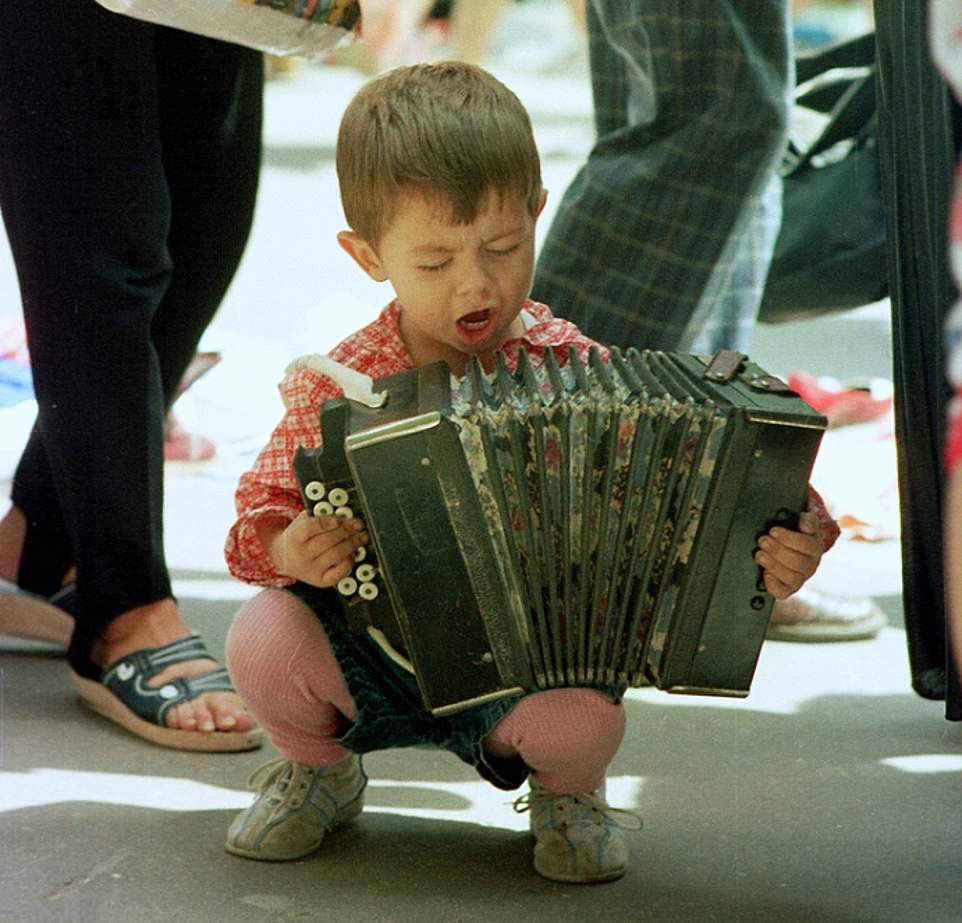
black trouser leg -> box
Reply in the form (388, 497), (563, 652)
(151, 27), (263, 404)
(873, 0), (962, 716)
(0, 0), (262, 673)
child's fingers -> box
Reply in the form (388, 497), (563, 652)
(317, 514), (367, 534)
(762, 571), (795, 600)
(752, 511), (823, 601)
(296, 513), (366, 541)
(755, 537), (817, 578)
(296, 513), (342, 535)
(305, 524), (366, 557)
(286, 510), (335, 543)
(797, 510), (819, 534)
(764, 524), (820, 552)
(303, 524), (367, 580)
(755, 540), (818, 588)
(754, 548), (795, 589)
(299, 551), (355, 590)
(318, 554), (357, 587)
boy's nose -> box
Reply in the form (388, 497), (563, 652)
(456, 264), (493, 299)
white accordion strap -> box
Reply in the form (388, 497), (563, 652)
(367, 627), (416, 675)
(285, 354), (387, 408)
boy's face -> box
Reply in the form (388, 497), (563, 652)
(339, 186), (546, 374)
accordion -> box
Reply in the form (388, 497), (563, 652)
(293, 348), (826, 717)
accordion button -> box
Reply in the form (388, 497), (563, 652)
(335, 506), (354, 520)
(356, 563), (377, 582)
(358, 582), (379, 600)
(304, 480), (326, 501)
(313, 501), (334, 517)
(328, 487), (350, 507)
(337, 576), (358, 596)
(353, 546), (367, 563)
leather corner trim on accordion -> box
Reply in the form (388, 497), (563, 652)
(293, 347), (827, 717)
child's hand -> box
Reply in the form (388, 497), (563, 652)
(270, 510), (368, 588)
(754, 511), (823, 600)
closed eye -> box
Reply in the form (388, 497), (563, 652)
(488, 244), (520, 257)
(418, 258), (452, 273)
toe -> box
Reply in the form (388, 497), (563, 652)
(165, 691), (255, 733)
(191, 697), (218, 733)
(163, 695), (215, 732)
(166, 699), (199, 731)
(207, 691), (255, 732)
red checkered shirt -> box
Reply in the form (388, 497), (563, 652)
(225, 298), (838, 586)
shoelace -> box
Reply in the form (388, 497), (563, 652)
(247, 756), (309, 793)
(512, 788), (643, 831)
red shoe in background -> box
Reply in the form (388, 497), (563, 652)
(788, 372), (893, 427)
(163, 412), (216, 462)
(163, 351), (221, 462)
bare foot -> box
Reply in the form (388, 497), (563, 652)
(0, 505), (74, 646)
(0, 592), (73, 646)
(94, 598), (256, 735)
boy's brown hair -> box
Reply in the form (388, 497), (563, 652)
(336, 61), (543, 245)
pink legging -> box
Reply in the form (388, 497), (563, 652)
(227, 589), (625, 793)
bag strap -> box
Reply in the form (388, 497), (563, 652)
(794, 31), (876, 84)
(784, 32), (878, 176)
(799, 74), (876, 165)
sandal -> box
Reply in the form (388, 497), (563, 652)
(0, 577), (75, 652)
(69, 633), (264, 752)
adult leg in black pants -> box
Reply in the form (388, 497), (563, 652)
(0, 0), (264, 748)
(873, 0), (962, 717)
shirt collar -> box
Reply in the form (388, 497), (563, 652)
(384, 298), (585, 359)
(505, 299), (585, 350)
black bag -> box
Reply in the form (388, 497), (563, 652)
(759, 33), (888, 324)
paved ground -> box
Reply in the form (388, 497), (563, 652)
(4, 4), (960, 921)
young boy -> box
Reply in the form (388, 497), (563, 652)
(223, 62), (837, 883)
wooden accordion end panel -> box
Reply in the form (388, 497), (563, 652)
(293, 348), (826, 717)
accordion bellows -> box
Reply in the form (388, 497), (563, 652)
(294, 348), (825, 716)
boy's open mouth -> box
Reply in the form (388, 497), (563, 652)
(457, 309), (492, 331)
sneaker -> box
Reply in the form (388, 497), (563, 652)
(225, 754), (367, 861)
(767, 587), (886, 643)
(514, 779), (642, 884)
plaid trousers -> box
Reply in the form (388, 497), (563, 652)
(532, 0), (793, 353)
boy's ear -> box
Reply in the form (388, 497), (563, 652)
(337, 231), (388, 282)
(536, 187), (548, 217)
